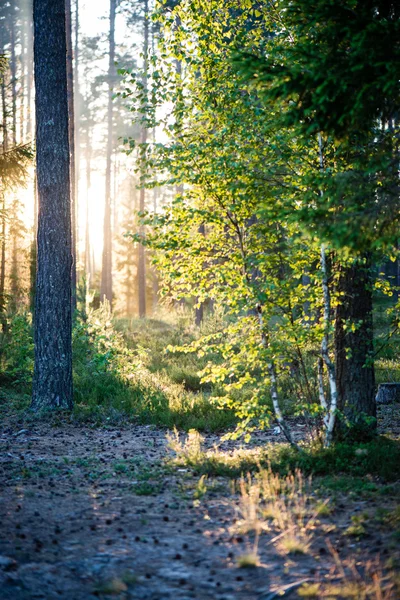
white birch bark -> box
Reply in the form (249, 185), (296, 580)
(320, 243), (338, 446)
(256, 304), (298, 448)
(318, 133), (338, 446)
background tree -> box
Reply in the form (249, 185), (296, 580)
(100, 0), (117, 305)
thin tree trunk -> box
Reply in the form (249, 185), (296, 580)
(138, 0), (149, 318)
(151, 183), (159, 313)
(256, 303), (297, 448)
(320, 244), (338, 446)
(31, 0), (73, 411)
(317, 133), (338, 446)
(1, 78), (8, 152)
(30, 171), (38, 314)
(10, 199), (19, 313)
(19, 21), (26, 143)
(66, 0), (77, 309)
(84, 124), (91, 279)
(195, 222), (205, 326)
(100, 0), (116, 305)
(74, 0), (80, 246)
(0, 193), (6, 330)
(10, 12), (17, 145)
(26, 7), (33, 140)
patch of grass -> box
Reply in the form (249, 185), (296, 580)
(132, 482), (161, 496)
(298, 542), (400, 599)
(297, 583), (321, 598)
(167, 432), (400, 482)
(193, 475), (208, 500)
(236, 552), (260, 568)
(314, 500), (332, 517)
(345, 515), (368, 538)
(277, 534), (310, 555)
(233, 468), (315, 557)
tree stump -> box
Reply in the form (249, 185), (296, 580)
(376, 383), (400, 405)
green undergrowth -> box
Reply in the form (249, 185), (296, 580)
(0, 308), (235, 432)
(115, 313), (218, 393)
(167, 430), (400, 483)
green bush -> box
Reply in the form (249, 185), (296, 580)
(0, 307), (235, 431)
(0, 312), (34, 385)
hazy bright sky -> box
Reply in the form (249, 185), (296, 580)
(78, 1), (135, 266)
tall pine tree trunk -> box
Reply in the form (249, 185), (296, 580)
(66, 0), (77, 309)
(335, 257), (376, 439)
(138, 0), (149, 318)
(100, 0), (116, 305)
(31, 0), (73, 411)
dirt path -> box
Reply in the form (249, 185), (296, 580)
(0, 419), (399, 600)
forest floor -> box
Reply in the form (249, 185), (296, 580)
(0, 405), (399, 600)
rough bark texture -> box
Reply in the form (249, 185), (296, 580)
(31, 0), (73, 411)
(334, 258), (376, 438)
(100, 0), (116, 305)
(66, 0), (77, 309)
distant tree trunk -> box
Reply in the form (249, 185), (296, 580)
(31, 0), (73, 411)
(19, 21), (26, 143)
(1, 77), (8, 152)
(195, 223), (205, 326)
(66, 0), (77, 309)
(152, 183), (159, 313)
(74, 0), (80, 274)
(334, 257), (376, 438)
(26, 8), (34, 140)
(84, 124), (92, 280)
(30, 171), (38, 314)
(138, 0), (149, 318)
(10, 12), (17, 145)
(100, 0), (116, 305)
(0, 193), (6, 330)
(1, 42), (8, 330)
(9, 200), (20, 313)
